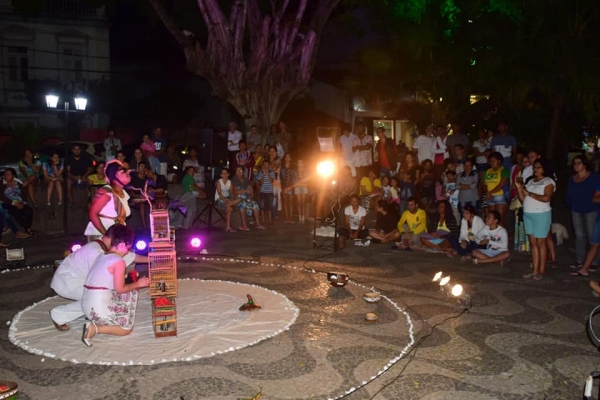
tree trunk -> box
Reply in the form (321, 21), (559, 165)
(148, 0), (340, 135)
(546, 94), (564, 160)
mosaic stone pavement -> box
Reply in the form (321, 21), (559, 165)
(1, 219), (600, 399)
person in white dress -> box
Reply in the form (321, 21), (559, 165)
(81, 225), (149, 346)
(339, 124), (357, 176)
(85, 160), (132, 242)
(412, 125), (435, 164)
(50, 224), (146, 330)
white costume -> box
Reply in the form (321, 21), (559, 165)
(50, 240), (135, 325)
(84, 187), (131, 238)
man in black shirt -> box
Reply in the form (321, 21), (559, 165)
(67, 144), (93, 205)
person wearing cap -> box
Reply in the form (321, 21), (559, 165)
(84, 160), (132, 241)
(49, 224), (147, 331)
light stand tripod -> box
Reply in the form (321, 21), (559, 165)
(194, 169), (225, 233)
(312, 170), (341, 251)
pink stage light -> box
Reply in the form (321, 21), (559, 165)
(190, 237), (202, 248)
(71, 244), (82, 253)
(135, 240), (147, 251)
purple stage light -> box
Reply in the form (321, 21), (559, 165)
(135, 240), (147, 251)
(190, 237), (202, 248)
(71, 244), (82, 253)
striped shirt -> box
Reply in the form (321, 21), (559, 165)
(256, 170), (276, 193)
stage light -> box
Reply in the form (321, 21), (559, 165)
(317, 160), (335, 178)
(135, 240), (147, 251)
(432, 271), (443, 282)
(70, 244), (82, 253)
(439, 276), (451, 286)
(190, 237), (202, 248)
(451, 284), (463, 297)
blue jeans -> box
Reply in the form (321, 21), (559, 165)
(0, 206), (19, 234)
(572, 210), (600, 265)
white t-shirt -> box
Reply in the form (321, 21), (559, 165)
(339, 133), (358, 167)
(51, 241), (135, 299)
(344, 205), (367, 230)
(472, 139), (489, 164)
(353, 135), (373, 167)
(521, 166), (533, 181)
(523, 176), (555, 213)
(476, 225), (508, 251)
(413, 135), (434, 163)
(227, 130), (243, 151)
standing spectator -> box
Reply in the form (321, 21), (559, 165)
(267, 145), (282, 217)
(67, 144), (93, 205)
(413, 125), (434, 164)
(232, 165), (265, 231)
(235, 140), (255, 179)
(151, 126), (168, 176)
(516, 158), (555, 280)
(0, 168), (34, 235)
(566, 156), (600, 271)
(227, 121), (243, 169)
(444, 170), (461, 224)
(246, 125), (263, 150)
(483, 152), (509, 224)
(103, 129), (121, 162)
(431, 125), (449, 176)
(446, 122), (470, 162)
(256, 160), (276, 225)
(43, 152), (64, 207)
(490, 121), (517, 170)
(165, 143), (181, 183)
(265, 124), (278, 147)
(18, 149), (41, 207)
(376, 127), (398, 177)
(398, 170), (416, 215)
(521, 149), (539, 181)
(472, 129), (490, 172)
(276, 121), (292, 156)
(338, 166), (359, 206)
(457, 159), (479, 214)
(295, 159), (310, 223)
(454, 144), (467, 176)
(419, 159), (437, 212)
(280, 153), (297, 223)
(352, 123), (373, 179)
(339, 124), (357, 176)
(513, 156), (531, 252)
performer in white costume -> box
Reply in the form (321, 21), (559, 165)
(50, 224), (147, 330)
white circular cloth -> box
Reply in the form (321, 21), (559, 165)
(9, 279), (299, 365)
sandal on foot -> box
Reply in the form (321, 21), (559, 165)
(570, 271), (590, 277)
(257, 225), (266, 230)
(533, 274), (544, 281)
(238, 226), (250, 231)
(570, 263), (583, 270)
(523, 273), (534, 279)
(548, 261), (558, 269)
(226, 228), (236, 233)
(472, 258), (479, 265)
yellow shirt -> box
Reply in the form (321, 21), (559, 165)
(398, 209), (427, 234)
(88, 174), (107, 186)
(484, 167), (509, 196)
(360, 177), (381, 195)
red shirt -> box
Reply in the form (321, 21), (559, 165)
(379, 141), (390, 169)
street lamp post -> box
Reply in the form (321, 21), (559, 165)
(45, 93), (87, 235)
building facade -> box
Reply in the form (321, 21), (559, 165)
(0, 0), (110, 130)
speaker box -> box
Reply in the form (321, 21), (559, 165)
(198, 129), (228, 167)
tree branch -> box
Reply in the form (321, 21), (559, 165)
(147, 0), (191, 49)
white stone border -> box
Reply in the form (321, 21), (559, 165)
(8, 279), (299, 366)
(4, 256), (416, 399)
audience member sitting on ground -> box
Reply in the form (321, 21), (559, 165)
(0, 203), (29, 245)
(81, 225), (150, 346)
(338, 194), (369, 241)
(368, 200), (400, 243)
(471, 210), (510, 265)
(232, 165), (265, 231)
(43, 152), (64, 207)
(0, 168), (34, 236)
(215, 167), (240, 232)
(420, 200), (459, 251)
(387, 197), (428, 249)
(447, 204), (486, 259)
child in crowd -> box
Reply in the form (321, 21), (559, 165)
(471, 210), (510, 265)
(235, 140), (254, 179)
(252, 144), (264, 201)
(381, 176), (391, 202)
(454, 144), (466, 176)
(442, 161), (457, 185)
(256, 160), (276, 225)
(389, 176), (401, 211)
(399, 170), (416, 215)
(140, 134), (161, 174)
(295, 159), (309, 223)
(444, 170), (461, 224)
(215, 168), (240, 232)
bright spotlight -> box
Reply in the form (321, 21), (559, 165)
(317, 161), (335, 178)
(45, 94), (59, 108)
(432, 271), (443, 282)
(74, 95), (87, 111)
(190, 237), (202, 248)
(135, 240), (147, 251)
(439, 276), (451, 286)
(451, 284), (463, 297)
(70, 244), (82, 253)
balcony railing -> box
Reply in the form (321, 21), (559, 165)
(45, 0), (104, 18)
